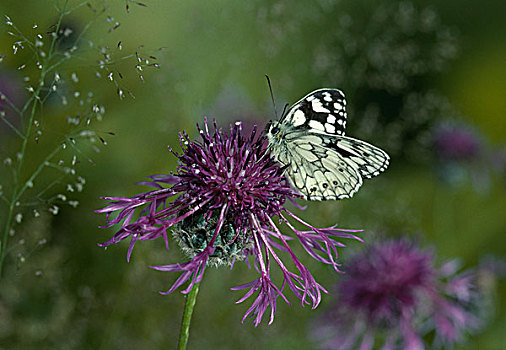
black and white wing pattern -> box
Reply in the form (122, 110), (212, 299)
(280, 89), (348, 136)
(266, 88), (389, 201)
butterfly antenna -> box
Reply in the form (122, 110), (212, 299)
(281, 102), (290, 117)
(265, 75), (278, 119)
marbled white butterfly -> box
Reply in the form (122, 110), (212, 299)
(266, 88), (389, 200)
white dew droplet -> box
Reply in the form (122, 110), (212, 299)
(49, 205), (59, 215)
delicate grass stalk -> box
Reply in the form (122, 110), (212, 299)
(0, 111), (24, 138)
(0, 201), (15, 277)
(177, 282), (201, 350)
(0, 2), (66, 279)
(0, 0), (159, 278)
(0, 79), (44, 279)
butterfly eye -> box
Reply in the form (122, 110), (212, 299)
(270, 126), (280, 135)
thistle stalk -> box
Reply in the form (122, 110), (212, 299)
(177, 282), (201, 350)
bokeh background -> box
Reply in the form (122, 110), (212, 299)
(1, 0), (505, 349)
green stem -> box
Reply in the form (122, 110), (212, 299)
(0, 202), (15, 278)
(15, 147), (61, 202)
(177, 282), (201, 350)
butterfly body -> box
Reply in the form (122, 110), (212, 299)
(266, 89), (389, 201)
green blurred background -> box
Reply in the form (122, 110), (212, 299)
(0, 0), (505, 349)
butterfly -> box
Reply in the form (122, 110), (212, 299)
(266, 88), (389, 200)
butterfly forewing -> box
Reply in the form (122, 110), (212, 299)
(282, 89), (348, 136)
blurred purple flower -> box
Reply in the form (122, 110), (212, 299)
(314, 240), (484, 350)
(431, 122), (495, 191)
(96, 118), (362, 326)
(433, 124), (481, 161)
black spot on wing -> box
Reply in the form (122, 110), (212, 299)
(330, 142), (356, 158)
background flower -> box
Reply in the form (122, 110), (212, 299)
(313, 239), (495, 350)
(430, 119), (506, 193)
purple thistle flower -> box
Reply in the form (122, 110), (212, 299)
(96, 118), (362, 326)
(314, 240), (484, 350)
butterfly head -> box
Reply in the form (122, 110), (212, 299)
(265, 120), (284, 144)
(266, 120), (280, 135)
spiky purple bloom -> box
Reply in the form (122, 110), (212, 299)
(96, 118), (362, 326)
(314, 240), (483, 350)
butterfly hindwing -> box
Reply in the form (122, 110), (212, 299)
(322, 136), (390, 179)
(282, 132), (363, 200)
